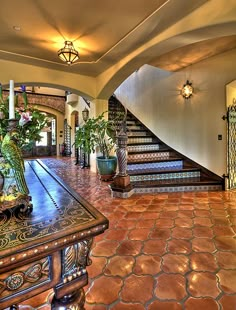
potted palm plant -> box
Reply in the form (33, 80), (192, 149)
(74, 111), (119, 180)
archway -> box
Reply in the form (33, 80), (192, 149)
(22, 112), (57, 157)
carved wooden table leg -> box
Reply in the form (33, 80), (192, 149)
(51, 289), (85, 310)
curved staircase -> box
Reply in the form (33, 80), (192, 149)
(109, 96), (224, 198)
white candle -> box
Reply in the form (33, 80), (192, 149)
(9, 80), (15, 119)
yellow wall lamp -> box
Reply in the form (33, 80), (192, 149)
(181, 80), (193, 99)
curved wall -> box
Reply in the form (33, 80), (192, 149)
(115, 48), (236, 177)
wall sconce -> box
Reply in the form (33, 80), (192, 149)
(181, 80), (193, 99)
(82, 107), (89, 122)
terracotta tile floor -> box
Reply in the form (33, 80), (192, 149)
(15, 157), (236, 309)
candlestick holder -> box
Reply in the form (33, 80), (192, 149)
(0, 119), (32, 214)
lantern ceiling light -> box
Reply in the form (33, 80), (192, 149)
(58, 41), (79, 65)
(181, 80), (193, 99)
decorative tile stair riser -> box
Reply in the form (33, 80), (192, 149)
(128, 152), (170, 161)
(130, 170), (201, 182)
(133, 184), (223, 194)
(126, 120), (136, 124)
(127, 160), (183, 171)
(127, 125), (143, 130)
(127, 144), (160, 152)
(127, 131), (147, 136)
(128, 137), (154, 144)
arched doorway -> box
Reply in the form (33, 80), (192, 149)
(22, 112), (57, 157)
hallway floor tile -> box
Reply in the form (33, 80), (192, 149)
(12, 157), (236, 309)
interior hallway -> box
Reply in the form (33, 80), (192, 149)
(16, 157), (236, 310)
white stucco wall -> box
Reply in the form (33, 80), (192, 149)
(115, 48), (236, 177)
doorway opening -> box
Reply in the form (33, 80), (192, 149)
(22, 112), (57, 157)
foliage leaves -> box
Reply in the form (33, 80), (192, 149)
(0, 85), (48, 150)
(74, 111), (122, 158)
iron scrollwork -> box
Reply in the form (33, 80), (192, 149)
(226, 100), (236, 189)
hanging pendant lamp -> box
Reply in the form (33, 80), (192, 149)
(58, 41), (79, 65)
(181, 80), (193, 99)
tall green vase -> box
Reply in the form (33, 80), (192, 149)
(96, 156), (117, 181)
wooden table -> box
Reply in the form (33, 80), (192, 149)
(0, 159), (109, 309)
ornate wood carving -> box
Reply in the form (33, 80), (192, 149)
(62, 239), (93, 283)
(0, 258), (49, 298)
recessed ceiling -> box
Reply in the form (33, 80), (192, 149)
(0, 0), (167, 76)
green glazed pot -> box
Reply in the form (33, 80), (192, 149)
(96, 156), (117, 181)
